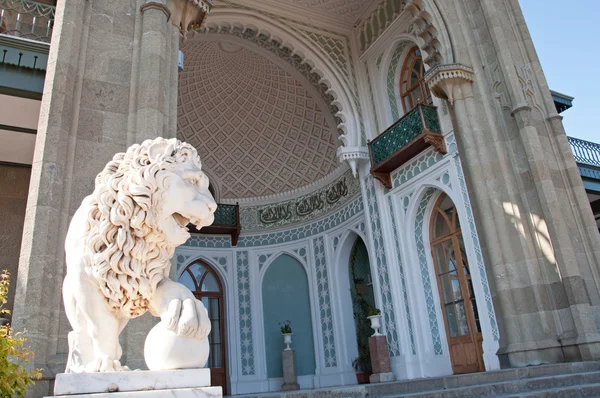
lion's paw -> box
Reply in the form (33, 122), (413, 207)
(85, 356), (129, 372)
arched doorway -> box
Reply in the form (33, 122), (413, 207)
(179, 260), (228, 393)
(430, 193), (484, 374)
(348, 237), (375, 382)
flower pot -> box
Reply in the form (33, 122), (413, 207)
(283, 333), (292, 350)
(355, 283), (368, 296)
(356, 372), (371, 384)
(367, 314), (382, 336)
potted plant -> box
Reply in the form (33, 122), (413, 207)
(352, 348), (372, 384)
(367, 307), (382, 336)
(279, 320), (293, 350)
(354, 278), (368, 296)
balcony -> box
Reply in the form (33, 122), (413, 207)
(0, 0), (55, 43)
(569, 136), (600, 168)
(368, 104), (446, 189)
(189, 203), (241, 246)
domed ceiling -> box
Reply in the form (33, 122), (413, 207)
(178, 40), (340, 201)
(278, 0), (377, 23)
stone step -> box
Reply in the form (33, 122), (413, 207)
(501, 382), (600, 397)
(231, 362), (600, 398)
(388, 370), (600, 397)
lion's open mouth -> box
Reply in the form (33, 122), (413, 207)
(172, 213), (190, 229)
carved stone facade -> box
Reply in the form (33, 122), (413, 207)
(3, 0), (600, 396)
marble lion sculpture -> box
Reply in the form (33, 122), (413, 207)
(63, 137), (217, 373)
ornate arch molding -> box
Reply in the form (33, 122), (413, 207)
(360, 0), (453, 68)
(189, 10), (362, 148)
(406, 0), (453, 67)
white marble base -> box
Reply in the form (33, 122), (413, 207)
(51, 387), (222, 397)
(51, 369), (213, 396)
(369, 372), (396, 383)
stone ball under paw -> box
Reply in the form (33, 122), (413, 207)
(144, 321), (210, 370)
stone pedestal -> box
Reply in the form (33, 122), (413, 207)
(281, 349), (300, 391)
(47, 369), (222, 397)
(369, 335), (396, 383)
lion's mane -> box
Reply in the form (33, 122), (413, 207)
(83, 138), (201, 318)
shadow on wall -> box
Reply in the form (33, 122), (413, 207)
(262, 254), (316, 378)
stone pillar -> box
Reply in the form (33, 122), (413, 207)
(425, 63), (600, 367)
(368, 335), (395, 383)
(281, 350), (300, 391)
(11, 0), (210, 394)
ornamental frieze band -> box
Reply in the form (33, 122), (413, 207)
(243, 171), (360, 231)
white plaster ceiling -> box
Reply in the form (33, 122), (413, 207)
(276, 0), (377, 23)
(178, 40), (339, 200)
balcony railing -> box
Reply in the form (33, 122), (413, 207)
(368, 104), (446, 188)
(190, 203), (241, 246)
(0, 0), (55, 43)
(569, 137), (600, 168)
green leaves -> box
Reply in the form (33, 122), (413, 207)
(0, 270), (42, 397)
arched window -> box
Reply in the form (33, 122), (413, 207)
(179, 260), (227, 393)
(400, 47), (432, 113)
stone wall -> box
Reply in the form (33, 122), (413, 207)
(0, 164), (30, 312)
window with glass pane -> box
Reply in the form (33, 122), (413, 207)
(400, 47), (433, 113)
(434, 240), (470, 338)
(180, 261), (225, 370)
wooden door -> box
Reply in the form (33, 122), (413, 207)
(430, 194), (484, 374)
(180, 261), (228, 394)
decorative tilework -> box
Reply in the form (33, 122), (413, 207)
(415, 188), (444, 355)
(454, 158), (500, 340)
(391, 134), (456, 189)
(257, 253), (273, 270)
(278, 0), (373, 23)
(386, 196), (416, 355)
(387, 42), (409, 121)
(204, 1), (368, 147)
(236, 251), (255, 375)
(365, 176), (400, 357)
(299, 29), (349, 81)
(313, 236), (337, 367)
(366, 63), (381, 135)
(347, 50), (367, 145)
(237, 195), (364, 248)
(184, 236), (232, 249)
(184, 196), (364, 250)
(239, 170), (360, 232)
(201, 23), (345, 135)
(293, 247), (308, 264)
(332, 233), (343, 253)
(176, 254), (194, 272)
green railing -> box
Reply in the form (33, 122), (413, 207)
(213, 203), (238, 226)
(369, 104), (441, 167)
(0, 0), (55, 43)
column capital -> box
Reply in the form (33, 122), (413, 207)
(336, 146), (370, 177)
(424, 63), (475, 104)
(165, 0), (212, 34)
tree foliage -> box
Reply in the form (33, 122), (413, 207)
(0, 270), (42, 397)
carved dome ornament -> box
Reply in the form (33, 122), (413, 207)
(424, 63), (475, 105)
(178, 39), (340, 201)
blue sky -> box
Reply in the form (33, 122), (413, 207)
(520, 0), (599, 143)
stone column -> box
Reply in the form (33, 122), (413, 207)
(425, 63), (600, 367)
(11, 0), (210, 394)
(368, 335), (395, 383)
(281, 350), (300, 391)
